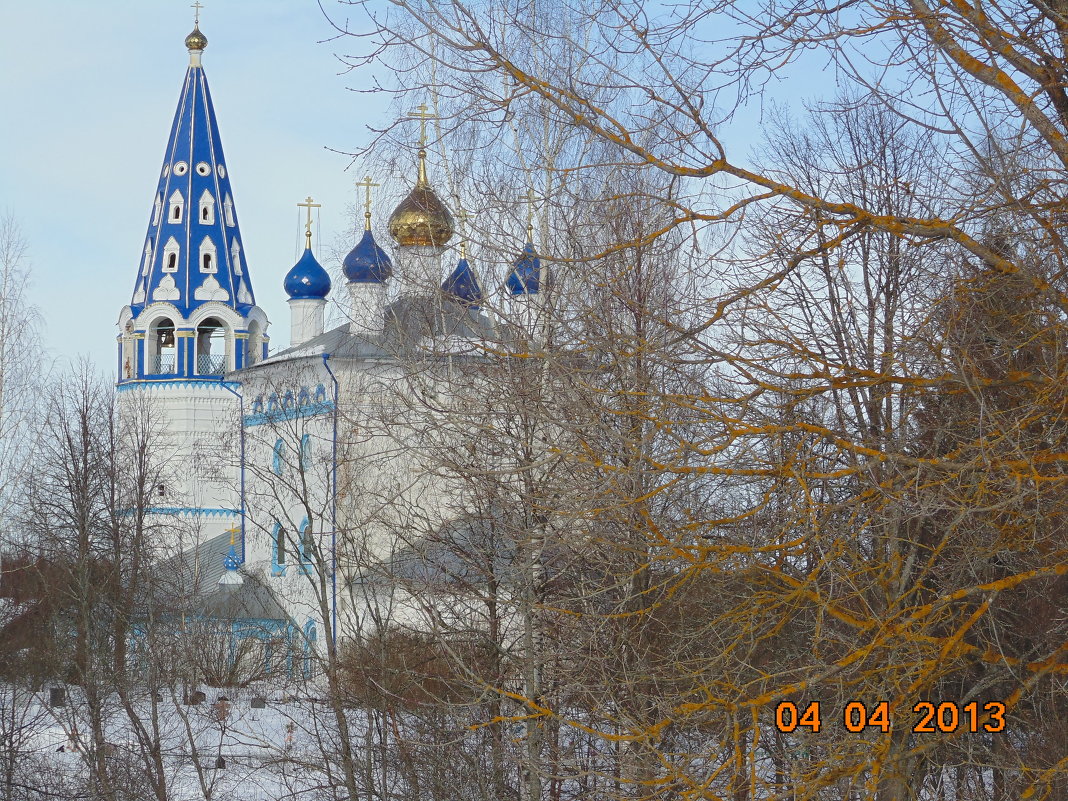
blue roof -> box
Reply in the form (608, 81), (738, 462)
(442, 257), (483, 307)
(284, 248), (331, 299)
(129, 56), (255, 314)
(505, 241), (541, 295)
(343, 229), (393, 283)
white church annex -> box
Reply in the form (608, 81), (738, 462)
(116, 22), (543, 677)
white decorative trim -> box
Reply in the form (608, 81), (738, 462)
(194, 274), (230, 302)
(173, 161), (188, 176)
(230, 238), (242, 275)
(168, 190), (184, 223)
(152, 194), (162, 226)
(199, 235), (218, 273)
(141, 239), (153, 275)
(162, 236), (180, 272)
(223, 194), (235, 227)
(196, 162), (211, 176)
(153, 274), (180, 301)
(198, 189), (215, 225)
(237, 278), (252, 305)
(218, 164), (226, 178)
(132, 280), (146, 304)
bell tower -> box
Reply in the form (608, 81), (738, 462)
(115, 20), (269, 556)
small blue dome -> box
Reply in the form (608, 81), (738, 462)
(222, 544), (241, 571)
(284, 248), (331, 299)
(442, 257), (483, 307)
(505, 242), (541, 295)
(344, 229), (393, 283)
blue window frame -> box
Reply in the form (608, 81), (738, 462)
(300, 433), (311, 471)
(272, 439), (286, 475)
(298, 519), (313, 575)
(303, 620), (317, 679)
(272, 523), (287, 576)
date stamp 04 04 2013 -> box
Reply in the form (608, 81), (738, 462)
(773, 701), (1007, 734)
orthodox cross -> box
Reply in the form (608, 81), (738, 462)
(407, 103), (436, 148)
(522, 188), (536, 240)
(456, 207), (471, 258)
(191, 1), (204, 24)
(297, 196), (321, 246)
(355, 175), (379, 229)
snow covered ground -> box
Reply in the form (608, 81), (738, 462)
(7, 682), (341, 800)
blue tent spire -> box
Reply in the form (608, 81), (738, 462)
(129, 27), (255, 316)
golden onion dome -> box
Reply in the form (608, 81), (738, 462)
(388, 150), (455, 248)
(185, 25), (208, 51)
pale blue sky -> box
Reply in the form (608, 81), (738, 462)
(1, 1), (390, 374)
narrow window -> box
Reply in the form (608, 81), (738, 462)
(203, 253), (212, 272)
(172, 206), (180, 221)
(277, 529), (287, 564)
(202, 207), (209, 221)
(272, 439), (285, 475)
(167, 253), (177, 271)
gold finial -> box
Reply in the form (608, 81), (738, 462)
(355, 175), (379, 231)
(456, 207), (471, 259)
(523, 188), (536, 241)
(185, 2), (208, 52)
(297, 196), (321, 249)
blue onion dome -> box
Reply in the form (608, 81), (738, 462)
(284, 248), (332, 299)
(442, 257), (483, 307)
(505, 241), (541, 295)
(343, 229), (394, 283)
(222, 544), (241, 571)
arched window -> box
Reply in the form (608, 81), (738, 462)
(314, 384), (327, 404)
(148, 318), (176, 375)
(267, 393), (279, 413)
(272, 524), (287, 576)
(272, 439), (286, 475)
(198, 235), (218, 273)
(195, 317), (227, 374)
(199, 189), (215, 225)
(283, 391), (294, 409)
(169, 190), (184, 222)
(299, 521), (313, 574)
(162, 236), (180, 273)
(297, 388), (310, 407)
(300, 434), (312, 470)
(251, 395), (264, 415)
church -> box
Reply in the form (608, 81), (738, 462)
(115, 22), (543, 677)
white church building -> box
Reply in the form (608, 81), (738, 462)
(115, 23), (542, 675)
